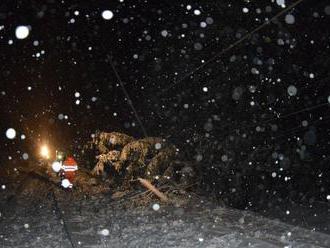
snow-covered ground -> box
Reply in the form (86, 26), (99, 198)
(255, 199), (330, 236)
(1, 175), (330, 248)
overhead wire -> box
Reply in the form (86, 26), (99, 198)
(159, 0), (305, 94)
(107, 55), (148, 137)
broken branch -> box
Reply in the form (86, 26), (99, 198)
(137, 177), (168, 202)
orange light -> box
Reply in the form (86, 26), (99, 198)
(40, 145), (50, 159)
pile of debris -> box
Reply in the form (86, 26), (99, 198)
(4, 132), (200, 207)
(83, 131), (199, 205)
(88, 132), (196, 187)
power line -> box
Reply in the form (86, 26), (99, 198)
(160, 0), (305, 95)
(107, 55), (148, 137)
(51, 190), (76, 248)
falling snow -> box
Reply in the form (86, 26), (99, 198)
(287, 85), (297, 96)
(193, 9), (201, 16)
(61, 179), (71, 188)
(242, 8), (249, 13)
(5, 128), (16, 139)
(15, 26), (30, 39)
(99, 229), (110, 236)
(152, 203), (160, 211)
(276, 0), (286, 7)
(285, 14), (295, 24)
(101, 10), (114, 20)
(1, 1), (330, 246)
(22, 153), (29, 160)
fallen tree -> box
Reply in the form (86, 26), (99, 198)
(87, 131), (197, 189)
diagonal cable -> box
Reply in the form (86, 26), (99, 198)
(160, 0), (305, 95)
(107, 55), (148, 137)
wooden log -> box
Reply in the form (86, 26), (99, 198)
(137, 177), (168, 202)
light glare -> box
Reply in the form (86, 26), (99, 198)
(40, 145), (50, 159)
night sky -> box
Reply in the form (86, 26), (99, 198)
(1, 0), (330, 206)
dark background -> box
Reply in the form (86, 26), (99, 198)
(1, 0), (330, 208)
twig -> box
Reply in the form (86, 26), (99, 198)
(137, 178), (168, 202)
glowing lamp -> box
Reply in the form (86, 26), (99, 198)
(56, 151), (65, 161)
(40, 145), (50, 159)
